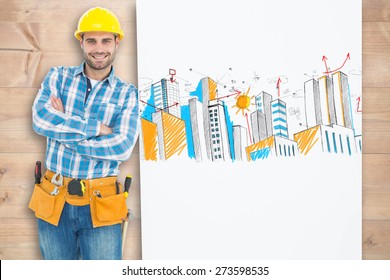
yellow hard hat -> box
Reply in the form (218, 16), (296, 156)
(74, 7), (124, 41)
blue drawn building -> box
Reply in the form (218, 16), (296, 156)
(271, 99), (288, 138)
(152, 78), (181, 118)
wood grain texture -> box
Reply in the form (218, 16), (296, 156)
(363, 22), (390, 87)
(0, 0), (389, 260)
(0, 51), (138, 88)
(0, 218), (41, 259)
(363, 220), (390, 259)
(362, 0), (390, 260)
(0, 22), (137, 53)
(363, 0), (390, 22)
(363, 88), (390, 154)
(0, 0), (136, 23)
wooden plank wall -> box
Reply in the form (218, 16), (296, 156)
(363, 0), (390, 259)
(0, 0), (389, 260)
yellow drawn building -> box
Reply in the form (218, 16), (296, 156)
(141, 111), (187, 161)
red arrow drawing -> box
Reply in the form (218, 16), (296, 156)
(276, 77), (282, 98)
(245, 112), (253, 144)
(216, 89), (241, 100)
(322, 55), (329, 76)
(323, 53), (351, 75)
(140, 100), (160, 110)
(356, 96), (362, 112)
(162, 102), (179, 111)
(140, 100), (179, 112)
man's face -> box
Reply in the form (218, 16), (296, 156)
(81, 32), (119, 72)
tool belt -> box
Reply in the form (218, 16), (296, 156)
(28, 170), (128, 227)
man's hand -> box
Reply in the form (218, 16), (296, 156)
(50, 96), (64, 113)
(99, 124), (113, 136)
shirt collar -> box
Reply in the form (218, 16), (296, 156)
(74, 62), (115, 86)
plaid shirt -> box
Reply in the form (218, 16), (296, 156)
(32, 62), (139, 179)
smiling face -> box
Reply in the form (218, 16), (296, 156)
(80, 32), (119, 79)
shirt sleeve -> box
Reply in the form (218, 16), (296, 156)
(67, 86), (140, 162)
(32, 67), (100, 143)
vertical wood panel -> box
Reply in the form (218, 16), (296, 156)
(362, 0), (390, 260)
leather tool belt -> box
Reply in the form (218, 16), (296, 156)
(29, 170), (128, 227)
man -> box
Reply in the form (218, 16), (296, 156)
(29, 7), (139, 260)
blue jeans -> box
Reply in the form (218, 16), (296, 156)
(37, 203), (122, 260)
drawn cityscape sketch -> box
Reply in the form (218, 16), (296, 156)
(139, 57), (362, 162)
(137, 0), (362, 260)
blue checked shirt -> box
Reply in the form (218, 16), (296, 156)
(32, 62), (139, 179)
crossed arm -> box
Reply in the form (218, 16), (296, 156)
(50, 96), (112, 136)
(33, 68), (139, 162)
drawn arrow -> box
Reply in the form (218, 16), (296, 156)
(245, 112), (253, 144)
(216, 89), (241, 100)
(276, 77), (282, 98)
(140, 100), (160, 110)
(322, 55), (329, 76)
(162, 102), (179, 111)
(356, 96), (363, 112)
(323, 53), (351, 75)
(140, 100), (179, 112)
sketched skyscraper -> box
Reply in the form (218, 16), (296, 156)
(251, 111), (267, 143)
(200, 77), (218, 160)
(152, 111), (187, 160)
(332, 71), (353, 129)
(304, 78), (321, 127)
(318, 75), (336, 125)
(208, 99), (231, 161)
(251, 91), (273, 143)
(271, 99), (288, 138)
(152, 78), (181, 118)
(295, 72), (358, 157)
(256, 92), (273, 135)
(233, 125), (248, 161)
(189, 98), (207, 162)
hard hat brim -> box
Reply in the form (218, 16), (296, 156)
(74, 30), (124, 41)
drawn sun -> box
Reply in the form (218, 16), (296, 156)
(232, 87), (255, 115)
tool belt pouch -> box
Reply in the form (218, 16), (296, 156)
(91, 185), (128, 228)
(28, 177), (66, 226)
